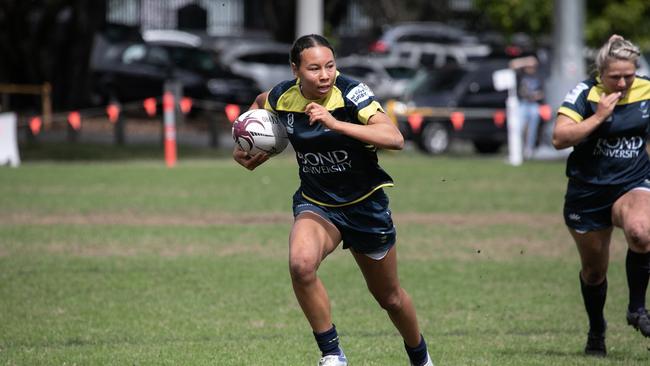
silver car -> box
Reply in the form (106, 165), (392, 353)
(218, 42), (293, 91)
(336, 55), (419, 102)
(369, 21), (491, 68)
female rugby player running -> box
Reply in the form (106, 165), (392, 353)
(233, 34), (433, 366)
(553, 34), (650, 357)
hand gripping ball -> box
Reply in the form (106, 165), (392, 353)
(232, 109), (288, 156)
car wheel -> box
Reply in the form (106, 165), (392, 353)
(473, 140), (503, 154)
(418, 121), (451, 154)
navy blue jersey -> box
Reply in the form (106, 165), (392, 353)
(265, 72), (394, 206)
(558, 75), (650, 185)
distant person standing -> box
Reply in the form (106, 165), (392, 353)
(553, 34), (650, 357)
(513, 57), (545, 159)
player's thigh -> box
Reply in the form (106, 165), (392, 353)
(612, 188), (650, 250)
(612, 188), (650, 228)
(351, 246), (400, 297)
(290, 211), (342, 264)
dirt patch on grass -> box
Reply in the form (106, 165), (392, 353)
(44, 240), (285, 259)
(0, 212), (292, 226)
(5, 211), (606, 261)
(1, 211), (558, 228)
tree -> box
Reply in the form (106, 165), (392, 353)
(585, 0), (650, 50)
(472, 0), (552, 45)
(473, 0), (650, 50)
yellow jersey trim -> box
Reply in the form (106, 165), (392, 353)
(557, 107), (584, 123)
(358, 101), (385, 125)
(301, 183), (394, 207)
(587, 77), (650, 105)
(270, 75), (349, 112)
(263, 96), (273, 111)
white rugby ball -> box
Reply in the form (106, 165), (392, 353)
(232, 109), (288, 156)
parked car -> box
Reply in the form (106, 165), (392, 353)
(386, 58), (551, 155)
(336, 55), (419, 102)
(89, 30), (261, 108)
(218, 41), (293, 91)
(369, 21), (491, 68)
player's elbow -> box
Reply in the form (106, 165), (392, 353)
(385, 132), (404, 150)
(551, 131), (571, 150)
(393, 134), (405, 150)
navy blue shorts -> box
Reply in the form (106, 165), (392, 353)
(563, 177), (650, 233)
(292, 189), (396, 254)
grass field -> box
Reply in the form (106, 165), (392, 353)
(1, 148), (649, 365)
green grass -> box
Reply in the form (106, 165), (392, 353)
(1, 150), (649, 365)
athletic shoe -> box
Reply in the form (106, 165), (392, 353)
(627, 308), (650, 337)
(410, 352), (434, 366)
(318, 350), (347, 366)
(584, 331), (606, 357)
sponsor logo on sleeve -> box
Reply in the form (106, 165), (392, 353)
(563, 83), (589, 105)
(346, 83), (374, 106)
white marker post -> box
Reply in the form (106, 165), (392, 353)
(493, 68), (522, 166)
(0, 112), (20, 167)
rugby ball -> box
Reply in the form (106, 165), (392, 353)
(232, 109), (288, 156)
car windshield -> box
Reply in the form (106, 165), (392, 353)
(407, 67), (466, 95)
(165, 46), (220, 73)
(238, 52), (288, 65)
(384, 66), (417, 79)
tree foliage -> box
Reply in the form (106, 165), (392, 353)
(473, 0), (650, 50)
(473, 0), (552, 43)
(585, 0), (650, 50)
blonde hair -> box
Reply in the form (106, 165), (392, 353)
(595, 34), (641, 75)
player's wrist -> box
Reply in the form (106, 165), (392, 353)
(591, 113), (607, 125)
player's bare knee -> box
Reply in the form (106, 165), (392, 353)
(289, 256), (318, 284)
(376, 290), (403, 313)
(582, 268), (607, 285)
(625, 222), (650, 253)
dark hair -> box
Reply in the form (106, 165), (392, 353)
(289, 34), (335, 67)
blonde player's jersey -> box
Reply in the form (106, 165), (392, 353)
(265, 73), (393, 207)
(558, 75), (650, 185)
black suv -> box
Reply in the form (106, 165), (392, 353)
(89, 39), (261, 108)
(386, 58), (549, 154)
